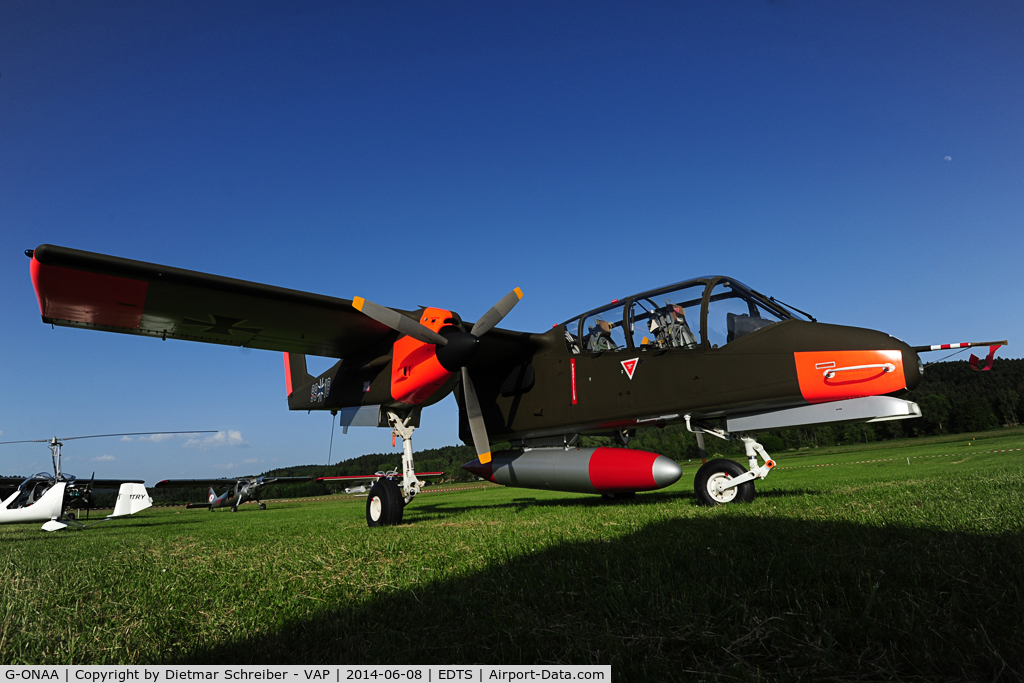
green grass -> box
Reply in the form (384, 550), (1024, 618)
(2, 430), (1023, 682)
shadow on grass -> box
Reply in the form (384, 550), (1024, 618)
(408, 487), (825, 519)
(175, 515), (1024, 681)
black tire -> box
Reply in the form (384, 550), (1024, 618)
(694, 458), (755, 506)
(366, 479), (404, 527)
(259, 502), (267, 510)
(231, 505), (238, 513)
(601, 491), (636, 501)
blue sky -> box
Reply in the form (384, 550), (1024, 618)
(1, 1), (1021, 484)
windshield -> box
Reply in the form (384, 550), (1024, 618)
(10, 473), (56, 510)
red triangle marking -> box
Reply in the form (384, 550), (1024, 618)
(621, 358), (639, 380)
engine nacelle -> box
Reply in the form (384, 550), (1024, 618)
(462, 446), (682, 494)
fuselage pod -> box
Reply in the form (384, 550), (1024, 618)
(462, 447), (682, 494)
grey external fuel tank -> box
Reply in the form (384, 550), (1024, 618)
(462, 446), (682, 495)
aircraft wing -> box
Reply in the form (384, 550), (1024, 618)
(317, 471), (444, 482)
(29, 244), (398, 357)
(154, 479), (240, 488)
(0, 477), (26, 487)
(72, 479), (146, 489)
(154, 477), (312, 488)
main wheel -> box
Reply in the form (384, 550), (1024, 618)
(259, 502), (267, 510)
(694, 458), (755, 506)
(366, 479), (404, 527)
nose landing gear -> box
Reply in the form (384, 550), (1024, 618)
(686, 415), (776, 507)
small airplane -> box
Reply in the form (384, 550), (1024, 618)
(315, 469), (444, 522)
(26, 244), (1007, 526)
(154, 475), (313, 512)
(0, 432), (210, 531)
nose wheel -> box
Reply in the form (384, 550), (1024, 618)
(694, 458), (755, 506)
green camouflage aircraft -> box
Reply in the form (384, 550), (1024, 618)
(26, 245), (1005, 526)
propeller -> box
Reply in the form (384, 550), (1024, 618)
(352, 289), (523, 465)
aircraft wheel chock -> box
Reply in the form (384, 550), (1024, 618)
(366, 479), (404, 527)
(695, 458), (755, 506)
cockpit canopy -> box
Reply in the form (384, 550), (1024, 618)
(561, 276), (811, 354)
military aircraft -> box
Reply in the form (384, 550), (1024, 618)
(25, 244), (1006, 526)
(0, 432), (210, 531)
(154, 475), (313, 512)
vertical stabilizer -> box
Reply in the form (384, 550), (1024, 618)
(284, 352), (314, 397)
(109, 483), (152, 518)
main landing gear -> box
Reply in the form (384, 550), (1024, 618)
(366, 412), (425, 527)
(685, 415), (776, 507)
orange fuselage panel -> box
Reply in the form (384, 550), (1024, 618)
(390, 307), (453, 405)
(794, 350), (906, 404)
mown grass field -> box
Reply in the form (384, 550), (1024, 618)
(2, 429), (1023, 681)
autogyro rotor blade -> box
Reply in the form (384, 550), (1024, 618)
(461, 367), (492, 465)
(352, 297), (449, 346)
(470, 288), (523, 337)
(0, 431), (217, 445)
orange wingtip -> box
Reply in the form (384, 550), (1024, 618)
(479, 451), (492, 464)
(352, 296), (365, 311)
(513, 287), (523, 299)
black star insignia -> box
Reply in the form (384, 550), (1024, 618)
(179, 315), (262, 337)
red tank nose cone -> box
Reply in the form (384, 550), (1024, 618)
(461, 458), (494, 481)
(588, 447), (683, 493)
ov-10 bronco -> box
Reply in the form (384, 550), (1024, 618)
(26, 245), (1006, 526)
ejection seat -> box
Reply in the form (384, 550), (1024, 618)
(649, 303), (698, 349)
(726, 312), (775, 343)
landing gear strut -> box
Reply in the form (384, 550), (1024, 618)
(685, 415), (776, 507)
(365, 412), (424, 527)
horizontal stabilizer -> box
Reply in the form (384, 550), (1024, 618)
(318, 471), (444, 482)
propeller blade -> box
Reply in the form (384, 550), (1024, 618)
(470, 288), (523, 338)
(461, 368), (492, 464)
(353, 297), (449, 346)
